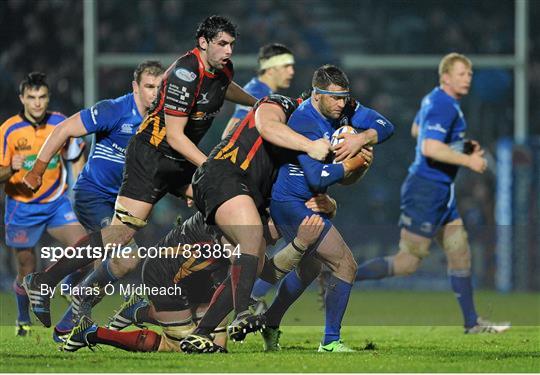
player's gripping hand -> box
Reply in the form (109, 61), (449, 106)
(22, 159), (48, 192)
(333, 130), (371, 162)
(305, 194), (337, 218)
(11, 154), (25, 172)
(341, 146), (374, 185)
(294, 214), (325, 250)
(467, 151), (487, 174)
(308, 138), (331, 161)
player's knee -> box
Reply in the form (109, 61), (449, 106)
(159, 319), (196, 352)
(135, 329), (161, 352)
(399, 233), (430, 259)
(114, 201), (148, 230)
(334, 251), (357, 283)
(393, 251), (421, 276)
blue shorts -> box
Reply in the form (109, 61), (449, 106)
(5, 193), (79, 248)
(73, 189), (116, 232)
(399, 173), (460, 238)
(270, 199), (332, 253)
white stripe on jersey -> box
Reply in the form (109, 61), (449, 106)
(92, 152), (125, 162)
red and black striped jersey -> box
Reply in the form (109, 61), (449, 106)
(137, 48), (233, 159)
(209, 94), (301, 201)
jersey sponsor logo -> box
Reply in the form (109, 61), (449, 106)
(376, 118), (387, 127)
(179, 86), (190, 101)
(120, 123), (134, 134)
(190, 109), (220, 121)
(15, 138), (31, 151)
(22, 154), (60, 170)
(175, 68), (197, 82)
(197, 92), (210, 105)
(426, 123), (447, 134)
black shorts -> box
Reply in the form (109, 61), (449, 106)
(192, 159), (266, 224)
(119, 136), (197, 204)
(141, 254), (227, 312)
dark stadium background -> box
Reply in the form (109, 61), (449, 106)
(0, 0), (538, 292)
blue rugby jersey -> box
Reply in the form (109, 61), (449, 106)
(74, 93), (142, 197)
(231, 77), (272, 121)
(408, 87), (468, 183)
(272, 98), (395, 202)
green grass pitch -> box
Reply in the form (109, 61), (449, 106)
(1, 290), (538, 372)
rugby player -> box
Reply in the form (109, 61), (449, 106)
(178, 92), (338, 353)
(0, 72), (87, 336)
(22, 15), (259, 328)
(29, 61), (164, 341)
(354, 53), (510, 334)
(261, 65), (395, 353)
(61, 210), (327, 353)
(222, 43), (295, 139)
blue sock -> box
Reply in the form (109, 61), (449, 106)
(323, 275), (353, 345)
(265, 271), (307, 327)
(81, 259), (119, 289)
(251, 279), (273, 299)
(55, 305), (75, 332)
(60, 269), (87, 291)
(355, 256), (393, 281)
(13, 280), (30, 323)
(449, 269), (478, 328)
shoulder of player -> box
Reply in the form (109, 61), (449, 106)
(430, 88), (456, 109)
(47, 111), (67, 125)
(0, 114), (25, 131)
(169, 53), (201, 82)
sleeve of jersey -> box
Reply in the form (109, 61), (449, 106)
(80, 99), (122, 133)
(413, 110), (420, 124)
(289, 117), (344, 191)
(351, 108), (395, 144)
(163, 62), (199, 117)
(232, 105), (250, 120)
(422, 101), (454, 142)
(232, 84), (266, 119)
(0, 124), (11, 167)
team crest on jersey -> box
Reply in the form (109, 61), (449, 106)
(175, 68), (197, 82)
(15, 138), (31, 151)
(120, 123), (133, 134)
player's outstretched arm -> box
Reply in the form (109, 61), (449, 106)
(225, 81), (257, 107)
(255, 103), (330, 161)
(422, 139), (487, 173)
(23, 113), (88, 191)
(165, 114), (207, 167)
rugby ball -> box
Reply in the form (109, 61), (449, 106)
(331, 126), (357, 164)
